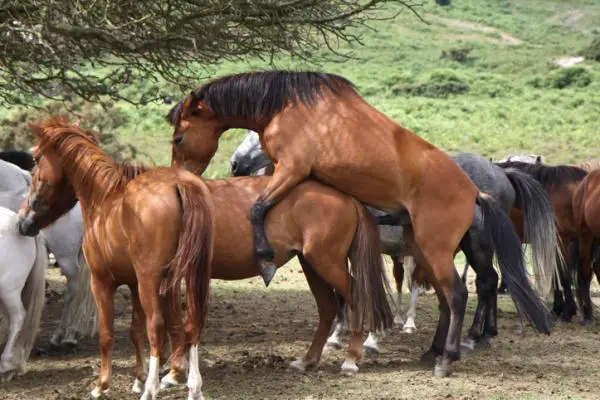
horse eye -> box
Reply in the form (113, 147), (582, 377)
(173, 135), (184, 145)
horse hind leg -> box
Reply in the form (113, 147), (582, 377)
(128, 285), (147, 394)
(403, 285), (422, 334)
(459, 226), (497, 355)
(391, 255), (406, 326)
(326, 291), (348, 350)
(52, 260), (79, 347)
(0, 290), (26, 376)
(291, 255), (339, 372)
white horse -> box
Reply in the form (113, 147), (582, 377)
(0, 159), (96, 347)
(0, 206), (47, 379)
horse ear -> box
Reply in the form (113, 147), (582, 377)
(535, 155), (543, 164)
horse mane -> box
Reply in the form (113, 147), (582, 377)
(31, 117), (151, 208)
(576, 160), (600, 172)
(495, 160), (588, 189)
(166, 70), (356, 125)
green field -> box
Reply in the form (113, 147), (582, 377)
(2, 0), (600, 177)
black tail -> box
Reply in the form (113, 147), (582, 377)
(477, 193), (552, 334)
(504, 168), (560, 301)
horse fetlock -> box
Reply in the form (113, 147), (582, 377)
(393, 313), (405, 326)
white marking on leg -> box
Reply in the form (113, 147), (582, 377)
(394, 289), (405, 326)
(289, 359), (307, 372)
(0, 292), (25, 374)
(187, 345), (204, 400)
(402, 286), (421, 334)
(362, 332), (380, 354)
(140, 356), (160, 400)
(160, 369), (181, 389)
(326, 322), (346, 349)
(132, 378), (144, 394)
(340, 359), (359, 375)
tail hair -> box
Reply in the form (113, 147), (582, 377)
(348, 199), (394, 333)
(477, 193), (552, 334)
(504, 168), (561, 302)
(161, 180), (214, 333)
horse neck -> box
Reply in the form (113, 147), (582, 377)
(57, 141), (127, 217)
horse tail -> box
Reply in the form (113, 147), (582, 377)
(15, 233), (48, 370)
(504, 167), (561, 302)
(477, 193), (552, 334)
(348, 199), (394, 333)
(163, 180), (214, 334)
(67, 248), (98, 339)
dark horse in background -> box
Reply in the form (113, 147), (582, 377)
(168, 70), (553, 376)
(0, 150), (35, 171)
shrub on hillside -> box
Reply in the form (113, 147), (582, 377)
(441, 47), (475, 64)
(392, 70), (470, 98)
(529, 67), (593, 89)
(0, 100), (143, 161)
(581, 37), (600, 62)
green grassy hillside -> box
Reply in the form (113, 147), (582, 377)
(3, 0), (600, 177)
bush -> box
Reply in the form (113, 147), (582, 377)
(581, 37), (600, 62)
(529, 67), (593, 89)
(0, 100), (145, 162)
(441, 48), (475, 64)
(392, 70), (470, 98)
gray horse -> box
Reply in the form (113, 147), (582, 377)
(0, 159), (97, 347)
(231, 132), (559, 352)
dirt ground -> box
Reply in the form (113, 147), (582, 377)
(1, 260), (600, 400)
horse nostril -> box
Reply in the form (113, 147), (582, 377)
(231, 161), (239, 174)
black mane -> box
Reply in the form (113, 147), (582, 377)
(0, 150), (35, 171)
(166, 70), (356, 125)
(495, 161), (588, 189)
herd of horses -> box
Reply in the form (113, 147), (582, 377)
(1, 70), (600, 400)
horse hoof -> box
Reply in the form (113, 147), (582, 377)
(580, 319), (594, 326)
(394, 315), (405, 326)
(90, 387), (109, 399)
(160, 372), (180, 389)
(363, 344), (380, 356)
(132, 379), (144, 393)
(402, 326), (416, 334)
(433, 361), (452, 378)
(419, 350), (439, 366)
(289, 359), (307, 373)
(340, 361), (359, 376)
(50, 336), (62, 348)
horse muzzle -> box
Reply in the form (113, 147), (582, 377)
(17, 213), (40, 236)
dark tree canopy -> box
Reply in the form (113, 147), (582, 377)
(0, 0), (422, 106)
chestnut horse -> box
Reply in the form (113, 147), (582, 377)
(17, 118), (394, 399)
(168, 70), (552, 376)
(18, 118), (212, 400)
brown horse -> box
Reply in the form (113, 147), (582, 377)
(495, 160), (589, 321)
(17, 118), (211, 400)
(17, 118), (394, 398)
(571, 167), (600, 324)
(168, 70), (552, 376)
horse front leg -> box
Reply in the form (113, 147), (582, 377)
(90, 277), (117, 398)
(250, 162), (310, 286)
